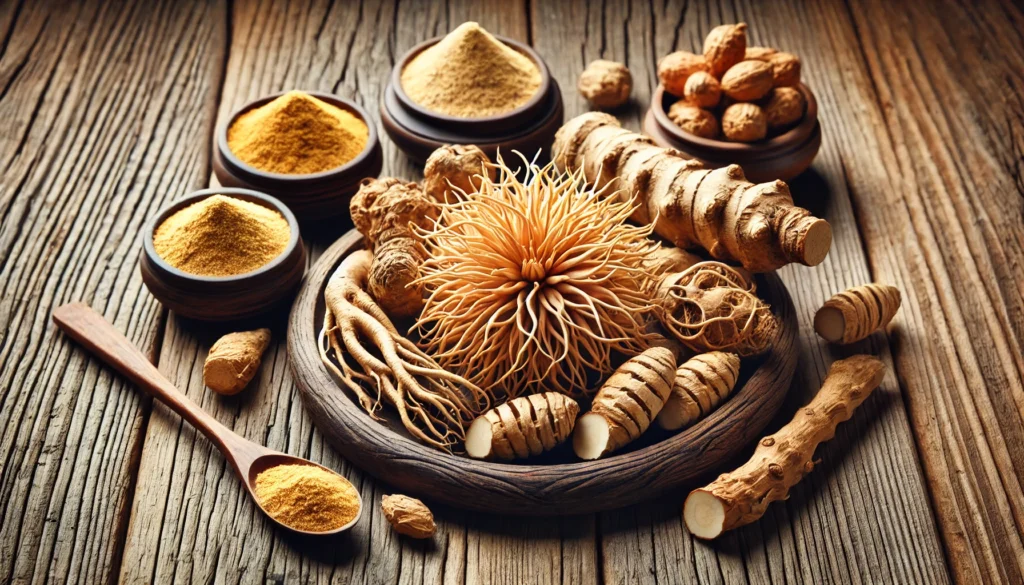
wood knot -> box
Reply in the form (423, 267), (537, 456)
(803, 407), (814, 416)
(761, 437), (775, 447)
(768, 463), (785, 479)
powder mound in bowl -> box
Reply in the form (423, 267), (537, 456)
(227, 90), (369, 175)
(254, 463), (360, 532)
(153, 195), (291, 277)
(400, 22), (542, 118)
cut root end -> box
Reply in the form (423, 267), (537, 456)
(572, 413), (611, 460)
(812, 305), (846, 343)
(465, 417), (494, 459)
(683, 490), (726, 540)
(796, 218), (832, 266)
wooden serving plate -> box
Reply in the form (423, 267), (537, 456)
(287, 230), (798, 516)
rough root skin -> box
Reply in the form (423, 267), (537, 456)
(572, 347), (677, 459)
(657, 351), (740, 431)
(551, 112), (832, 272)
(318, 250), (489, 452)
(381, 494), (436, 539)
(683, 355), (885, 539)
(814, 283), (902, 344)
(656, 261), (777, 356)
(350, 178), (438, 319)
(466, 393), (580, 460)
(203, 328), (271, 395)
(422, 144), (496, 205)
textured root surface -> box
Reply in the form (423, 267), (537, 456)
(466, 392), (579, 460)
(814, 283), (901, 344)
(657, 351), (740, 431)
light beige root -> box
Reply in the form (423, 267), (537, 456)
(203, 328), (271, 395)
(318, 250), (490, 452)
(683, 355), (885, 539)
(573, 347), (676, 460)
(422, 144), (496, 204)
(814, 283), (901, 344)
(466, 392), (579, 460)
(381, 494), (436, 539)
(656, 351), (740, 431)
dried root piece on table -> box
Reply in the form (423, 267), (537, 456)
(382, 494), (436, 538)
(466, 393), (579, 460)
(573, 347), (676, 460)
(658, 51), (709, 96)
(423, 144), (495, 204)
(204, 328), (271, 395)
(814, 283), (901, 344)
(350, 178), (438, 319)
(703, 23), (747, 77)
(684, 355), (885, 539)
(578, 60), (632, 109)
(318, 250), (489, 452)
(657, 261), (777, 356)
(657, 351), (740, 431)
(552, 112), (831, 272)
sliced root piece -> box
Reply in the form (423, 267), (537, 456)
(657, 352), (741, 431)
(814, 283), (901, 344)
(465, 393), (580, 460)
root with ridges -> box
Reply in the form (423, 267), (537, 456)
(814, 283), (901, 344)
(466, 392), (579, 460)
(656, 351), (740, 431)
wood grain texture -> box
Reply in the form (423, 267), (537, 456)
(532, 0), (951, 582)
(0, 1), (223, 583)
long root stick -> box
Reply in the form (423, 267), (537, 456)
(683, 355), (885, 539)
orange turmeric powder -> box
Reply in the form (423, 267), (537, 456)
(254, 463), (360, 532)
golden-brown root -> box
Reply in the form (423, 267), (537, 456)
(350, 178), (438, 319)
(657, 351), (740, 431)
(552, 112), (832, 272)
(573, 347), (676, 460)
(656, 261), (777, 356)
(318, 250), (489, 452)
(683, 355), (885, 539)
(203, 328), (271, 395)
(814, 284), (901, 344)
(422, 144), (495, 204)
(381, 494), (436, 539)
(466, 392), (579, 460)
(643, 247), (703, 276)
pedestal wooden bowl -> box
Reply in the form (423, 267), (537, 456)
(287, 229), (799, 516)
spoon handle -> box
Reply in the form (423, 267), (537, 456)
(52, 302), (253, 463)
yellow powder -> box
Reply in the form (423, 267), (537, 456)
(227, 90), (369, 175)
(400, 22), (542, 118)
(153, 195), (290, 277)
(254, 464), (360, 532)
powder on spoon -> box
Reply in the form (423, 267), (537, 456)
(254, 463), (360, 532)
(153, 195), (290, 277)
(400, 22), (542, 118)
(227, 90), (369, 175)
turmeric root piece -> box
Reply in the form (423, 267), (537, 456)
(683, 355), (885, 539)
(552, 112), (832, 272)
(381, 494), (436, 539)
(657, 261), (777, 356)
(573, 347), (676, 460)
(422, 144), (495, 204)
(814, 284), (901, 344)
(203, 328), (271, 395)
(318, 250), (490, 451)
(350, 178), (438, 319)
(466, 393), (579, 460)
(657, 352), (740, 431)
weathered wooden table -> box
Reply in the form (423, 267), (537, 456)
(2, 0), (1022, 583)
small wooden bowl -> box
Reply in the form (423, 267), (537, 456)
(643, 83), (821, 183)
(139, 188), (307, 322)
(212, 92), (383, 221)
(381, 35), (564, 164)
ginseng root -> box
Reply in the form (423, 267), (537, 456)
(466, 393), (579, 460)
(656, 352), (740, 431)
(814, 283), (901, 344)
(573, 347), (676, 460)
(318, 250), (490, 451)
(657, 261), (777, 356)
(683, 355), (885, 539)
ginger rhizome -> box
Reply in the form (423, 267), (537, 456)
(350, 177), (438, 319)
(578, 59), (633, 109)
(203, 328), (271, 395)
(466, 393), (579, 460)
(422, 144), (495, 205)
(381, 494), (436, 539)
(683, 355), (885, 539)
(552, 112), (831, 272)
(657, 351), (740, 431)
(657, 261), (777, 356)
(318, 250), (489, 451)
(643, 246), (702, 276)
(814, 283), (901, 344)
(573, 347), (676, 460)
(415, 157), (659, 397)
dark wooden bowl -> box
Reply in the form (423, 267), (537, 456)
(212, 92), (383, 221)
(140, 188), (306, 322)
(643, 83), (821, 183)
(286, 230), (799, 516)
(381, 34), (564, 164)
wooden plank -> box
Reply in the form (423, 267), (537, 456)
(119, 2), (598, 584)
(0, 0), (224, 583)
(531, 1), (951, 583)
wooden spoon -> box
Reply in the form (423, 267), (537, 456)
(52, 302), (361, 536)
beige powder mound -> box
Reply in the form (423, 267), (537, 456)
(400, 22), (542, 118)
